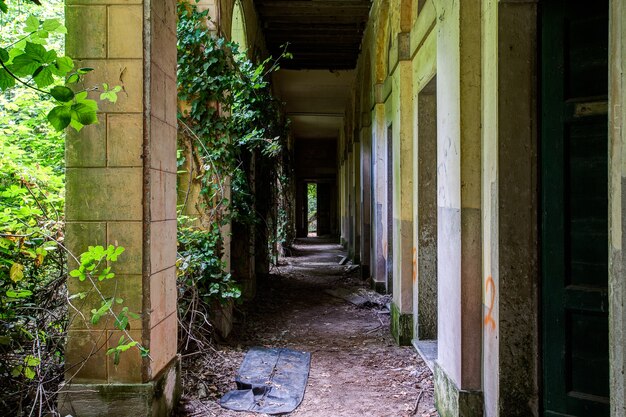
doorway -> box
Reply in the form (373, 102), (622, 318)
(387, 124), (394, 294)
(307, 183), (318, 237)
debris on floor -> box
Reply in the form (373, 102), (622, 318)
(220, 347), (311, 415)
(177, 237), (438, 417)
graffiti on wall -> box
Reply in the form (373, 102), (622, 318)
(484, 275), (496, 331)
(412, 247), (417, 282)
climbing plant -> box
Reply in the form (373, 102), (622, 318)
(176, 1), (295, 347)
(177, 2), (290, 224)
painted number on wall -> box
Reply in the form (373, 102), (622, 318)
(484, 276), (496, 331)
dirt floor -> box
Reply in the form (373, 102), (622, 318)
(178, 238), (438, 417)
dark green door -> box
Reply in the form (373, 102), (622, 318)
(541, 0), (609, 416)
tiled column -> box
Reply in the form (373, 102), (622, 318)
(60, 0), (180, 415)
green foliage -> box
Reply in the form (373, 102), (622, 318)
(0, 1), (120, 131)
(307, 183), (317, 233)
(177, 2), (291, 227)
(177, 218), (241, 304)
(69, 244), (125, 282)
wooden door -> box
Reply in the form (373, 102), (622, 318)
(541, 1), (610, 415)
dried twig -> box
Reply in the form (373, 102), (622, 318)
(411, 390), (424, 416)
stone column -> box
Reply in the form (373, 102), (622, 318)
(609, 0), (626, 415)
(481, 1), (539, 416)
(360, 115), (373, 279)
(434, 0), (483, 414)
(352, 136), (361, 264)
(60, 0), (180, 415)
(390, 35), (414, 346)
(347, 147), (355, 257)
(372, 99), (387, 292)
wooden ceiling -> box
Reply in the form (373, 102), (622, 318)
(254, 0), (372, 70)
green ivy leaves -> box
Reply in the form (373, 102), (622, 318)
(68, 245), (125, 282)
(1, 13), (121, 132)
(47, 91), (99, 132)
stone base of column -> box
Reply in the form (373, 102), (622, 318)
(434, 362), (483, 417)
(390, 302), (413, 346)
(58, 355), (181, 417)
(370, 278), (387, 294)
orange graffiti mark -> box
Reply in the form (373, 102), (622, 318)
(412, 247), (417, 282)
(484, 276), (496, 331)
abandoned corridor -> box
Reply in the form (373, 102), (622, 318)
(58, 0), (626, 416)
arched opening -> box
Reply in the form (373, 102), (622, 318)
(231, 0), (247, 53)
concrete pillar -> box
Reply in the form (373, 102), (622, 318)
(372, 100), (387, 292)
(360, 121), (373, 279)
(413, 77), (437, 341)
(347, 148), (355, 257)
(481, 1), (539, 416)
(60, 0), (180, 415)
(352, 138), (361, 264)
(609, 0), (626, 415)
(434, 0), (483, 414)
(390, 58), (414, 346)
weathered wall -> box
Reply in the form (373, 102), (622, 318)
(610, 0), (626, 415)
(481, 1), (539, 415)
(339, 0), (541, 415)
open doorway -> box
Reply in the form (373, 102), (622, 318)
(413, 76), (438, 367)
(307, 183), (318, 237)
(386, 125), (394, 294)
